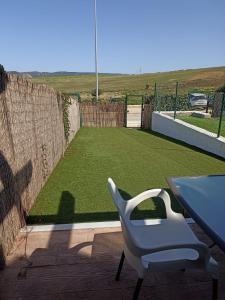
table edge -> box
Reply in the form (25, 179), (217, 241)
(166, 176), (225, 253)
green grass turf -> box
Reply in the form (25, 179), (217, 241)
(178, 116), (225, 137)
(27, 128), (225, 224)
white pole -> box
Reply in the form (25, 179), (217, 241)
(94, 0), (99, 101)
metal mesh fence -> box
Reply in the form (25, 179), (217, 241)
(154, 87), (225, 138)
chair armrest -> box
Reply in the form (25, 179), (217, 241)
(158, 189), (179, 220)
(125, 188), (177, 220)
(152, 241), (209, 256)
(137, 240), (210, 262)
(125, 189), (162, 218)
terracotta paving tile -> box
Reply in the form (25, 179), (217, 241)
(1, 225), (225, 300)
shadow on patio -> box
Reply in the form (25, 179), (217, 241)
(1, 191), (225, 299)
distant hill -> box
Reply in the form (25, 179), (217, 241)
(8, 71), (125, 77)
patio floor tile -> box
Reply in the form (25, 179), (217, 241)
(0, 224), (225, 299)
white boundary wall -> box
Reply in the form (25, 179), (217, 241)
(152, 112), (225, 159)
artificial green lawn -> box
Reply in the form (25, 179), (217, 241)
(178, 116), (225, 137)
(28, 128), (225, 224)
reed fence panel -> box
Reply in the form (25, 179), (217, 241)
(0, 65), (80, 267)
(81, 103), (125, 127)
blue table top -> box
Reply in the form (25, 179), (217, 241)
(167, 175), (225, 252)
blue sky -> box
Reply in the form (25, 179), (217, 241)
(1, 0), (225, 73)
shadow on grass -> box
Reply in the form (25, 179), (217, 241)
(138, 129), (225, 162)
(27, 187), (183, 225)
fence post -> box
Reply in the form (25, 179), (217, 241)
(217, 92), (225, 138)
(154, 82), (157, 109)
(206, 94), (209, 113)
(124, 95), (128, 127)
(154, 82), (160, 112)
(80, 111), (83, 128)
(158, 91), (161, 113)
(141, 95), (144, 128)
(174, 82), (179, 120)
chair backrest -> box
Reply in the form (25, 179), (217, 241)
(107, 178), (142, 256)
(107, 178), (127, 218)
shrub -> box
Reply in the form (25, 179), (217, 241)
(91, 88), (103, 97)
(216, 84), (225, 93)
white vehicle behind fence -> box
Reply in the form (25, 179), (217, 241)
(188, 93), (208, 107)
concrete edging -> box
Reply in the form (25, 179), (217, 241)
(21, 218), (194, 232)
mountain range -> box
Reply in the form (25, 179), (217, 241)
(8, 71), (125, 77)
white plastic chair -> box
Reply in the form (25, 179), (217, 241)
(107, 178), (218, 300)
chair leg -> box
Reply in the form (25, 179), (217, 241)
(212, 278), (218, 300)
(115, 251), (125, 281)
(132, 278), (143, 300)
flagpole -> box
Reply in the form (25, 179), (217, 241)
(94, 0), (99, 101)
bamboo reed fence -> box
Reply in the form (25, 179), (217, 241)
(80, 103), (125, 127)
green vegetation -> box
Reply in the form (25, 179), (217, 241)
(62, 94), (71, 142)
(32, 66), (225, 100)
(216, 84), (225, 93)
(178, 115), (225, 137)
(28, 128), (225, 224)
(91, 88), (103, 97)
